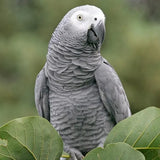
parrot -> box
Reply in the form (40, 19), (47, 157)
(35, 5), (131, 160)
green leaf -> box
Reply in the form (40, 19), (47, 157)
(0, 116), (63, 160)
(84, 142), (145, 160)
(140, 149), (160, 160)
(105, 107), (160, 149)
(0, 131), (35, 160)
(105, 107), (160, 160)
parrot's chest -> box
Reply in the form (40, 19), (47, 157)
(46, 59), (114, 151)
(49, 82), (105, 127)
(49, 81), (114, 151)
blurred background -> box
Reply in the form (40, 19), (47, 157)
(0, 0), (160, 126)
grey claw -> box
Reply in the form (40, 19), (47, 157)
(64, 147), (84, 160)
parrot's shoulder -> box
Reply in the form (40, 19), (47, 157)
(95, 57), (118, 83)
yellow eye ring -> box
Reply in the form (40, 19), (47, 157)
(77, 15), (83, 21)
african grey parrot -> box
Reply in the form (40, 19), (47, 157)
(35, 5), (131, 160)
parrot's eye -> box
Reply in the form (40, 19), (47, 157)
(77, 14), (83, 21)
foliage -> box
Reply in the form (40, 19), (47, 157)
(84, 142), (145, 160)
(0, 117), (63, 160)
(0, 107), (160, 159)
(105, 106), (160, 159)
(105, 107), (160, 148)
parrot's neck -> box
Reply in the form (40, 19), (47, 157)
(45, 43), (102, 91)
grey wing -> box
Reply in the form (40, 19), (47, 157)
(95, 58), (131, 123)
(34, 67), (50, 121)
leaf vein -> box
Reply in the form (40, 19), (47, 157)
(147, 133), (160, 147)
(132, 115), (160, 147)
(0, 152), (14, 160)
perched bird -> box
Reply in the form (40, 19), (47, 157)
(35, 5), (131, 160)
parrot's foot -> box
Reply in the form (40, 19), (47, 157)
(64, 146), (84, 160)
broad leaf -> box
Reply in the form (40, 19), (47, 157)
(105, 107), (160, 149)
(0, 131), (35, 160)
(140, 149), (160, 160)
(84, 142), (145, 160)
(0, 116), (63, 160)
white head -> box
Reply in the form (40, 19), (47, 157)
(69, 5), (105, 32)
(51, 5), (106, 51)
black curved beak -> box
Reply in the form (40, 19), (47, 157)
(87, 20), (105, 49)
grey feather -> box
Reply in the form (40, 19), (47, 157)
(95, 58), (131, 123)
(34, 66), (50, 121)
